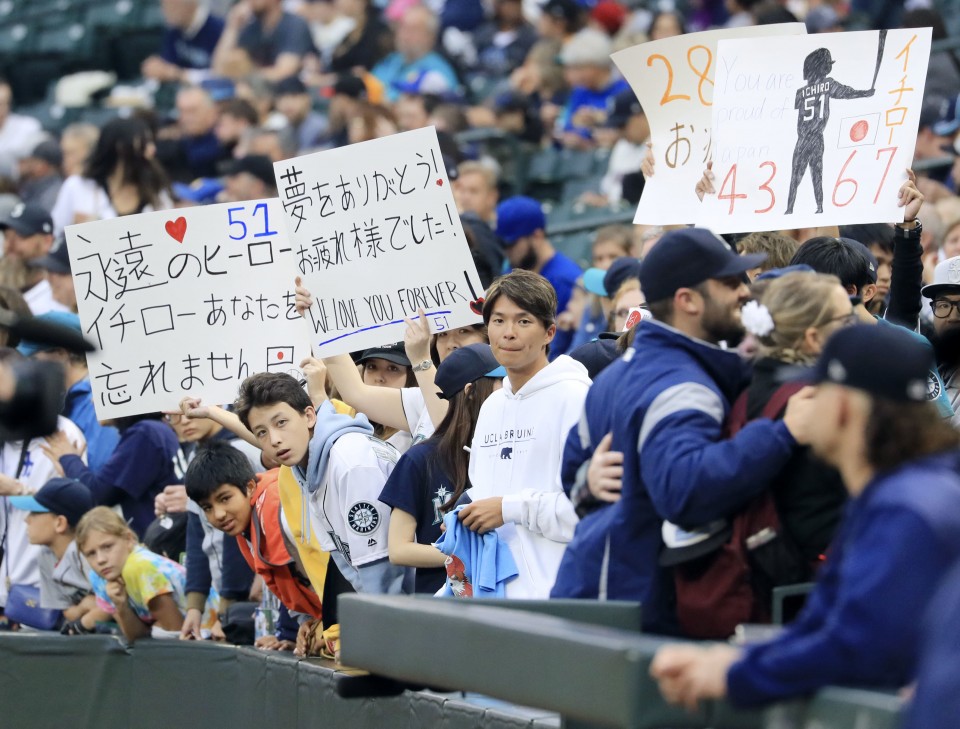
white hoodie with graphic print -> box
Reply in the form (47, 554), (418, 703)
(468, 355), (591, 598)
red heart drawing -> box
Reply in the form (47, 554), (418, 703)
(469, 297), (485, 315)
(165, 217), (187, 243)
(436, 179), (444, 187)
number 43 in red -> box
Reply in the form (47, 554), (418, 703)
(717, 147), (898, 215)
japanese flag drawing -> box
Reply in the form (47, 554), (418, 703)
(837, 113), (880, 148)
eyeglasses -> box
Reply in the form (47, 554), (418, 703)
(820, 311), (858, 328)
(933, 299), (960, 318)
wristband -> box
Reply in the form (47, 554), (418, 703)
(895, 218), (922, 240)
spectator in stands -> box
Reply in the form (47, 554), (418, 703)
(273, 76), (327, 152)
(17, 139), (63, 214)
(588, 0), (626, 38)
(213, 0), (315, 81)
(0, 204), (66, 316)
(19, 312), (120, 474)
(551, 229), (813, 633)
(9, 478), (102, 632)
(372, 6), (459, 103)
(77, 507), (214, 640)
(318, 75), (367, 149)
(537, 0), (584, 45)
(471, 0), (537, 79)
(922, 256), (960, 427)
(379, 344), (505, 594)
(298, 0), (355, 68)
(568, 232), (634, 349)
(652, 325), (960, 709)
(59, 124), (99, 179)
(557, 29), (629, 147)
(160, 86), (228, 182)
(221, 154), (279, 202)
(30, 237), (77, 312)
(51, 117), (173, 235)
(902, 8), (960, 102)
(214, 98), (259, 158)
(725, 0), (760, 28)
(0, 78), (41, 174)
(42, 412), (179, 539)
(392, 79), (445, 132)
(0, 288), (31, 348)
(347, 102), (399, 144)
(495, 196), (582, 355)
(327, 0), (392, 74)
(0, 347), (86, 615)
(454, 161), (498, 225)
(458, 270), (590, 598)
(841, 223), (895, 315)
(737, 231), (798, 280)
(142, 0), (226, 83)
(246, 127), (296, 161)
(606, 277), (644, 332)
(914, 98), (955, 188)
(648, 9), (686, 40)
(582, 90), (648, 207)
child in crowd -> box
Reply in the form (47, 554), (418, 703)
(9, 477), (108, 633)
(184, 442), (326, 655)
(233, 373), (409, 597)
(379, 343), (505, 593)
(76, 506), (217, 642)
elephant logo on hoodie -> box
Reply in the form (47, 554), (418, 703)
(500, 447), (513, 460)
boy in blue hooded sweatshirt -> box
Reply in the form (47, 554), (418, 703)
(233, 372), (409, 597)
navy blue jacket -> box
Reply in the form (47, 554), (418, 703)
(904, 558), (960, 729)
(728, 452), (960, 707)
(551, 321), (796, 632)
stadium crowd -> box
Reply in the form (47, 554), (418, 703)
(2, 0), (960, 725)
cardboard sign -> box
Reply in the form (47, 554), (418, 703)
(66, 199), (310, 418)
(612, 23), (806, 225)
(274, 127), (484, 357)
(699, 28), (931, 233)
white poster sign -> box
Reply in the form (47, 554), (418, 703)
(66, 199), (310, 418)
(612, 23), (806, 225)
(699, 28), (931, 233)
(274, 126), (484, 357)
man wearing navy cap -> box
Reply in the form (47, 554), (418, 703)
(0, 202), (65, 316)
(552, 228), (815, 634)
(652, 324), (960, 709)
(495, 195), (582, 357)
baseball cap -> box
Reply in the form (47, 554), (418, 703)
(172, 178), (225, 205)
(933, 94), (960, 138)
(583, 256), (641, 297)
(0, 203), (53, 238)
(660, 519), (732, 566)
(223, 155), (276, 189)
(590, 0), (627, 35)
(17, 311), (82, 357)
(843, 237), (878, 284)
(9, 477), (94, 528)
(806, 323), (932, 402)
(26, 139), (63, 168)
(357, 342), (411, 367)
(394, 70), (456, 98)
(30, 237), (71, 275)
(434, 343), (505, 399)
(922, 256), (960, 299)
(495, 196), (546, 244)
(639, 228), (764, 303)
(559, 28), (612, 66)
(753, 264), (814, 282)
(603, 89), (643, 129)
(568, 337), (619, 379)
(273, 75), (308, 97)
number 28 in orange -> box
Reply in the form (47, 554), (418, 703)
(646, 45), (715, 107)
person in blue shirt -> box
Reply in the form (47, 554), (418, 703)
(18, 312), (119, 474)
(495, 196), (583, 358)
(42, 413), (180, 539)
(141, 0), (225, 83)
(379, 344), (504, 594)
(651, 324), (960, 709)
(556, 28), (629, 146)
(212, 0), (315, 82)
(372, 5), (459, 103)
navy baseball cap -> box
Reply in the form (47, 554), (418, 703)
(9, 477), (94, 528)
(30, 237), (71, 275)
(0, 203), (53, 237)
(639, 228), (764, 303)
(495, 196), (546, 245)
(358, 342), (411, 367)
(568, 338), (619, 379)
(435, 343), (505, 399)
(583, 256), (641, 297)
(807, 324), (931, 402)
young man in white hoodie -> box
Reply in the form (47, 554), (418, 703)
(459, 270), (591, 598)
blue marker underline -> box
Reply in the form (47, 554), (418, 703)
(316, 310), (453, 347)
